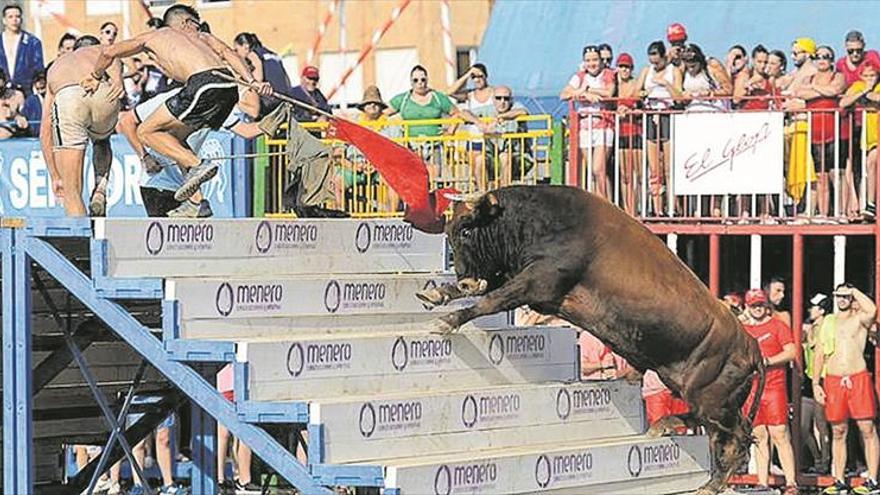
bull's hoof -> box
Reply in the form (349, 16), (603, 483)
(646, 416), (688, 438)
(457, 277), (488, 296)
(415, 288), (448, 308)
(428, 318), (458, 335)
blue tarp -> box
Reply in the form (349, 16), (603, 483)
(0, 132), (251, 218)
(480, 0), (880, 115)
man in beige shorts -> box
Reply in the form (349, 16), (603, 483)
(41, 35), (123, 216)
(80, 4), (270, 203)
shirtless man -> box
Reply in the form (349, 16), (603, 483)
(41, 35), (123, 216)
(80, 4), (270, 203)
(814, 283), (879, 495)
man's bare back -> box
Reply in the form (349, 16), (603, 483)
(48, 47), (121, 93)
(136, 28), (225, 83)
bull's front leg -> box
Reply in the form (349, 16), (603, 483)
(415, 277), (489, 308)
(430, 264), (561, 334)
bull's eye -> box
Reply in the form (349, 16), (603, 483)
(461, 227), (471, 238)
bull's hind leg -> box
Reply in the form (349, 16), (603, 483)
(430, 263), (569, 334)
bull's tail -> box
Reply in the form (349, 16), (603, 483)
(746, 352), (766, 428)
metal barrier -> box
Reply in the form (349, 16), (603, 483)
(568, 99), (878, 224)
(254, 114), (559, 217)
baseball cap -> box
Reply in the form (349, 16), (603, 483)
(744, 288), (768, 306)
(793, 37), (817, 56)
(846, 30), (865, 43)
(667, 23), (687, 43)
(302, 65), (320, 79)
(810, 293), (828, 306)
(616, 53), (634, 67)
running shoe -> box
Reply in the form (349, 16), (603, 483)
(128, 485), (146, 495)
(218, 479), (235, 495)
(234, 479), (262, 494)
(89, 175), (109, 216)
(854, 479), (880, 495)
(174, 161), (219, 202)
(167, 200), (213, 218)
(823, 480), (850, 494)
(158, 484), (183, 495)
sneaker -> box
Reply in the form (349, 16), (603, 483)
(782, 485), (799, 495)
(142, 154), (163, 175)
(89, 175), (109, 216)
(293, 204), (349, 218)
(218, 479), (235, 495)
(167, 200), (213, 218)
(159, 484), (183, 495)
(106, 482), (122, 495)
(854, 479), (880, 495)
(128, 485), (146, 495)
(823, 480), (850, 494)
(174, 161), (219, 202)
(234, 479), (262, 494)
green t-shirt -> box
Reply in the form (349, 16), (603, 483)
(389, 90), (455, 137)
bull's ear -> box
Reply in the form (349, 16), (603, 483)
(473, 192), (502, 224)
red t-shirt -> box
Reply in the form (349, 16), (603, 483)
(744, 318), (793, 389)
(836, 50), (880, 85)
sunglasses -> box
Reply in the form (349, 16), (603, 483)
(306, 76), (319, 82)
(601, 57), (612, 63)
(494, 95), (511, 101)
(848, 48), (864, 55)
(618, 64), (633, 69)
(817, 54), (834, 61)
(648, 51), (661, 56)
(471, 74), (485, 79)
(103, 29), (117, 36)
(412, 77), (427, 83)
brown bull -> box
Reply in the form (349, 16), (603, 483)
(417, 185), (765, 495)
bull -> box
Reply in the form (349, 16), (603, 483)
(416, 185), (765, 495)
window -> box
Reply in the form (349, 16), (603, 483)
(375, 47), (419, 100)
(147, 0), (174, 7)
(319, 51), (363, 106)
(86, 0), (122, 16)
(456, 46), (478, 78)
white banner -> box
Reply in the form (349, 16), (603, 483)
(672, 111), (784, 195)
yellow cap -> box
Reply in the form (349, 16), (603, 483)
(794, 37), (817, 56)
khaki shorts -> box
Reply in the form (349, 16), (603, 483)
(51, 84), (120, 150)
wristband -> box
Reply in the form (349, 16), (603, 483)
(91, 69), (107, 81)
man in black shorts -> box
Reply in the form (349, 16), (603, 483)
(80, 3), (270, 203)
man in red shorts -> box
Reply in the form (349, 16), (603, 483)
(741, 288), (797, 493)
(814, 283), (879, 495)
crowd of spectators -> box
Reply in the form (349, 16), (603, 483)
(563, 23), (880, 223)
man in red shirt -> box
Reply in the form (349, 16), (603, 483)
(836, 30), (880, 86)
(741, 288), (798, 494)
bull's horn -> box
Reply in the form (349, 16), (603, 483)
(442, 191), (483, 203)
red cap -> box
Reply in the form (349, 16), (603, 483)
(302, 65), (320, 79)
(744, 288), (768, 306)
(616, 53), (634, 67)
(666, 23), (687, 43)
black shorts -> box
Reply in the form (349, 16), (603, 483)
(618, 135), (643, 149)
(165, 68), (238, 130)
(646, 114), (671, 142)
(140, 187), (181, 217)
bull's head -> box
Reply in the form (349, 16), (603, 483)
(443, 191), (505, 288)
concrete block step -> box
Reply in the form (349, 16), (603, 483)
(167, 273), (507, 340)
(312, 380), (644, 464)
(95, 218), (446, 278)
(242, 326), (578, 401)
(381, 435), (711, 494)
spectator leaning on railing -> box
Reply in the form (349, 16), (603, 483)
(448, 63), (495, 191)
(681, 43), (732, 112)
(56, 32), (75, 59)
(0, 4), (43, 96)
(481, 85), (529, 187)
(840, 61), (880, 218)
(615, 52), (642, 216)
(795, 45), (847, 220)
(560, 45), (616, 199)
(634, 40), (681, 215)
(0, 66), (27, 139)
(22, 68), (43, 137)
(733, 45), (768, 108)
